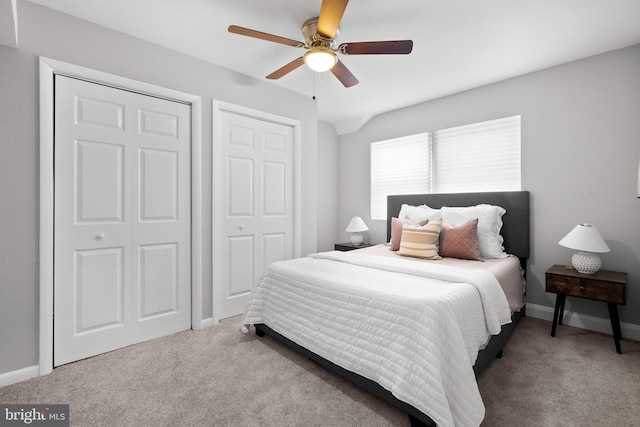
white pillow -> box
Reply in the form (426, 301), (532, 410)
(440, 204), (507, 258)
(397, 204), (441, 225)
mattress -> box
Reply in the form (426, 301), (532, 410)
(242, 249), (517, 427)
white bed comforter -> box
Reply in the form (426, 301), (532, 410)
(242, 251), (512, 427)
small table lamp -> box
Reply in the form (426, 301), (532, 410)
(346, 216), (369, 245)
(558, 223), (610, 274)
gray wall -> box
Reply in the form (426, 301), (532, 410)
(317, 121), (340, 252)
(0, 0), (318, 376)
(339, 44), (640, 327)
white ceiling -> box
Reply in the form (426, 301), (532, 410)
(26, 0), (640, 134)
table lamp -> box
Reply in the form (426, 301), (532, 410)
(558, 223), (610, 274)
(346, 216), (368, 245)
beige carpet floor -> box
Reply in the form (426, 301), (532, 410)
(1, 315), (639, 426)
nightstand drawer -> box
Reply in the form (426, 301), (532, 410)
(546, 273), (625, 304)
(545, 274), (579, 293)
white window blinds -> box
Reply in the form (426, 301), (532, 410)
(369, 115), (521, 221)
(433, 116), (521, 193)
(370, 133), (431, 220)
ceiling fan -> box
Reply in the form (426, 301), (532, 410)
(228, 0), (413, 88)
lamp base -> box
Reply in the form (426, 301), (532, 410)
(350, 234), (363, 245)
(572, 251), (602, 274)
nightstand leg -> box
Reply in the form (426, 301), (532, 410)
(551, 294), (565, 337)
(607, 303), (623, 354)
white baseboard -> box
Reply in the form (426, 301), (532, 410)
(0, 365), (39, 388)
(200, 317), (214, 329)
(191, 317), (214, 330)
(526, 303), (640, 342)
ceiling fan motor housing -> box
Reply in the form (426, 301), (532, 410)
(302, 17), (338, 49)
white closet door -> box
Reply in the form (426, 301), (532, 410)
(54, 75), (191, 366)
(214, 110), (294, 320)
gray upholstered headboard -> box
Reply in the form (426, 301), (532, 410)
(387, 191), (530, 261)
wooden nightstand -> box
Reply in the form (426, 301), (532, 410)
(545, 264), (627, 354)
(334, 242), (374, 252)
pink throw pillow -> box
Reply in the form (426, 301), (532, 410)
(439, 218), (483, 261)
(390, 217), (403, 251)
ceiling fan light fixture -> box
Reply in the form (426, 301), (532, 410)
(303, 47), (337, 72)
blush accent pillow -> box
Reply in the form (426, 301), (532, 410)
(390, 216), (429, 251)
(390, 217), (404, 251)
(398, 218), (442, 260)
(439, 218), (483, 261)
(441, 204), (507, 258)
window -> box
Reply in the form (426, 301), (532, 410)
(370, 133), (431, 221)
(370, 116), (521, 220)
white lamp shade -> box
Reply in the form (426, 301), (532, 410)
(303, 47), (337, 72)
(346, 216), (369, 233)
(558, 223), (610, 253)
(559, 223), (610, 274)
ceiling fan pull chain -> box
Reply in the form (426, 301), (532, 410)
(312, 72), (316, 100)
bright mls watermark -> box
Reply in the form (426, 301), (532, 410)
(0, 405), (69, 426)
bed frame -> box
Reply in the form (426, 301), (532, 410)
(255, 191), (530, 426)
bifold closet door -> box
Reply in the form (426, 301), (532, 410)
(54, 75), (191, 366)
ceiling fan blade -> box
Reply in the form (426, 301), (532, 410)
(339, 40), (413, 55)
(317, 0), (349, 39)
(228, 25), (304, 48)
(330, 60), (359, 88)
(266, 57), (305, 80)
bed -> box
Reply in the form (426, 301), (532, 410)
(242, 191), (530, 427)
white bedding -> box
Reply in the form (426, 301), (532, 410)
(242, 250), (513, 427)
(355, 243), (526, 313)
